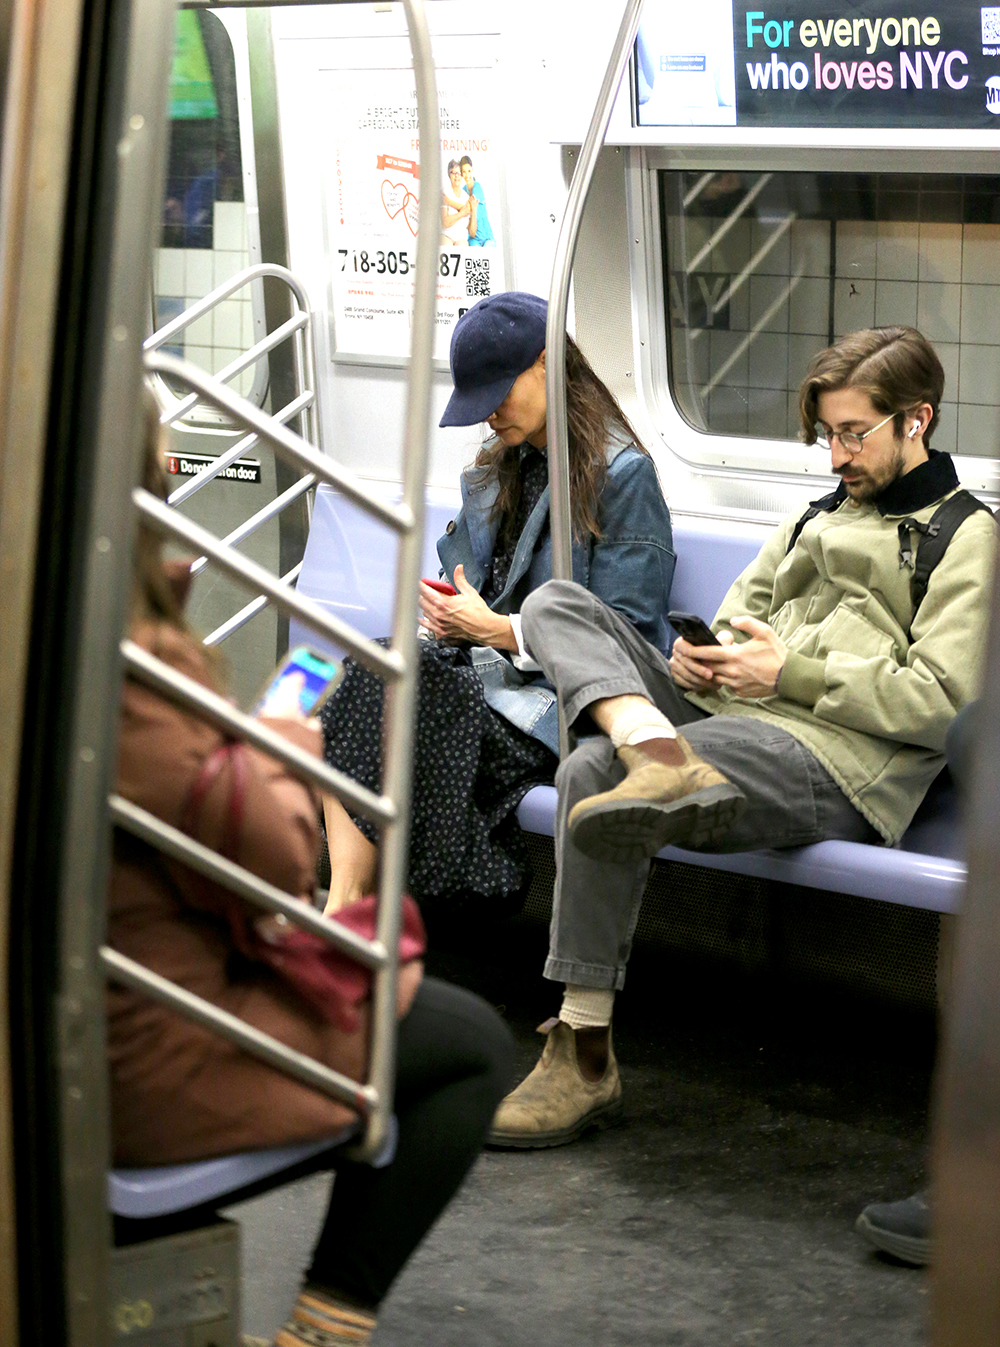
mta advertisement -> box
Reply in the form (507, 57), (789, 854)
(636, 2), (1000, 127)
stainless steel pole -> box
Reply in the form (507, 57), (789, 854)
(545, 0), (644, 758)
(101, 947), (376, 1114)
(360, 0), (439, 1160)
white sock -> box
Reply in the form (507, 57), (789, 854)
(560, 984), (615, 1029)
(607, 703), (677, 748)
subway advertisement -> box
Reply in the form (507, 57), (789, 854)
(635, 1), (1000, 127)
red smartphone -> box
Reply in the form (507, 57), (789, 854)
(423, 578), (458, 596)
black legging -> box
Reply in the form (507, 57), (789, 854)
(305, 976), (515, 1308)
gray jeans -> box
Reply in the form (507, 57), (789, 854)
(520, 581), (878, 991)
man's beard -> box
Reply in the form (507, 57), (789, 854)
(837, 440), (907, 502)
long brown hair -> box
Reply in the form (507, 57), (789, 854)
(131, 390), (226, 682)
(474, 335), (649, 542)
(132, 390), (188, 628)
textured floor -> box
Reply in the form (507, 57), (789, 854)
(227, 917), (936, 1345)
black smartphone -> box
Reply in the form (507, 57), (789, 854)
(253, 646), (343, 717)
(667, 611), (720, 647)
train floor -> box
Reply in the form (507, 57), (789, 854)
(227, 909), (937, 1346)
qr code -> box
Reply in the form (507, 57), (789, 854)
(465, 256), (491, 298)
(983, 7), (1000, 42)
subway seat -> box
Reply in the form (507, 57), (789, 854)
(292, 483), (966, 918)
(108, 1119), (398, 1219)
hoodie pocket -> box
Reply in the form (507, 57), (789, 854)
(811, 603), (895, 662)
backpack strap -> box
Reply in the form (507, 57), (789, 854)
(785, 488), (842, 555)
(897, 490), (993, 634)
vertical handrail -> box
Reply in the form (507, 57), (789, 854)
(546, 0), (644, 758)
(362, 0), (438, 1160)
(931, 570), (1000, 1344)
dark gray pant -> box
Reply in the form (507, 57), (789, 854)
(520, 581), (877, 991)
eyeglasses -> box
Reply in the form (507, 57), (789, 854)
(815, 411), (897, 455)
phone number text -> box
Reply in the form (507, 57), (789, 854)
(338, 249), (465, 277)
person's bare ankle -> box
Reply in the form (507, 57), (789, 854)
(323, 879), (365, 915)
(574, 1025), (610, 1082)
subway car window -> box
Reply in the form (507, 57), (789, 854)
(661, 170), (1000, 456)
(152, 10), (257, 396)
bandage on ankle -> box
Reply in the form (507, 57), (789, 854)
(608, 704), (677, 748)
(560, 984), (615, 1029)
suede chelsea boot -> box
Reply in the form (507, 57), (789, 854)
(487, 1020), (623, 1149)
(568, 736), (746, 862)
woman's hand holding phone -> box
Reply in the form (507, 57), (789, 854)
(251, 647), (341, 766)
(418, 564), (519, 651)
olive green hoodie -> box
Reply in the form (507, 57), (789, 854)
(687, 452), (998, 844)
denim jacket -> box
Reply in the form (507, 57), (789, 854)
(436, 434), (675, 754)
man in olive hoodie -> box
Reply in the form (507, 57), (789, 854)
(490, 326), (998, 1149)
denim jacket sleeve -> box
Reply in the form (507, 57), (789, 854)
(587, 450), (676, 651)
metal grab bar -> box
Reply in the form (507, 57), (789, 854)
(189, 474), (315, 577)
(147, 262), (317, 449)
(204, 561), (303, 647)
(145, 262), (310, 353)
(121, 639), (395, 825)
(101, 946), (375, 1114)
(545, 0), (645, 758)
(162, 313), (308, 427)
(167, 391), (313, 506)
(110, 795), (386, 967)
(134, 489), (405, 679)
(146, 351), (412, 534)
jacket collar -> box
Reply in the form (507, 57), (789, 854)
(817, 450), (959, 518)
(874, 449), (959, 516)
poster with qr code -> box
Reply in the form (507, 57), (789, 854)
(324, 67), (505, 361)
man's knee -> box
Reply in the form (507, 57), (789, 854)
(521, 579), (589, 651)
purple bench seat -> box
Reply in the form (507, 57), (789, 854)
(294, 484), (966, 916)
(109, 1118), (399, 1220)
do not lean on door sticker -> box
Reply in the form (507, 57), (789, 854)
(327, 66), (504, 361)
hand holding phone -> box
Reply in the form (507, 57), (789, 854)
(422, 577), (458, 596)
(667, 611), (721, 647)
(253, 646), (343, 718)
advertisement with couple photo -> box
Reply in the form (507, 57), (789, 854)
(327, 67), (504, 360)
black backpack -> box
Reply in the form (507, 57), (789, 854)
(786, 489), (993, 636)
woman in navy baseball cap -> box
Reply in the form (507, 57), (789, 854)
(318, 291), (675, 923)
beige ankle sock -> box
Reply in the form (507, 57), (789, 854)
(560, 984), (615, 1029)
(608, 704), (677, 748)
(275, 1287), (376, 1346)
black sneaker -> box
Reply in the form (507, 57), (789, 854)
(855, 1190), (930, 1265)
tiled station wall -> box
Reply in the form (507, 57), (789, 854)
(153, 200), (256, 397)
(673, 215), (1000, 456)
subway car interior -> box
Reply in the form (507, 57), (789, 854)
(4, 0), (1000, 1343)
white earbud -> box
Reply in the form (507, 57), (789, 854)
(908, 422), (920, 439)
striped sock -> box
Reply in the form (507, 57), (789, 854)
(275, 1288), (377, 1346)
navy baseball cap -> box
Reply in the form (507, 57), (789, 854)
(439, 292), (548, 427)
